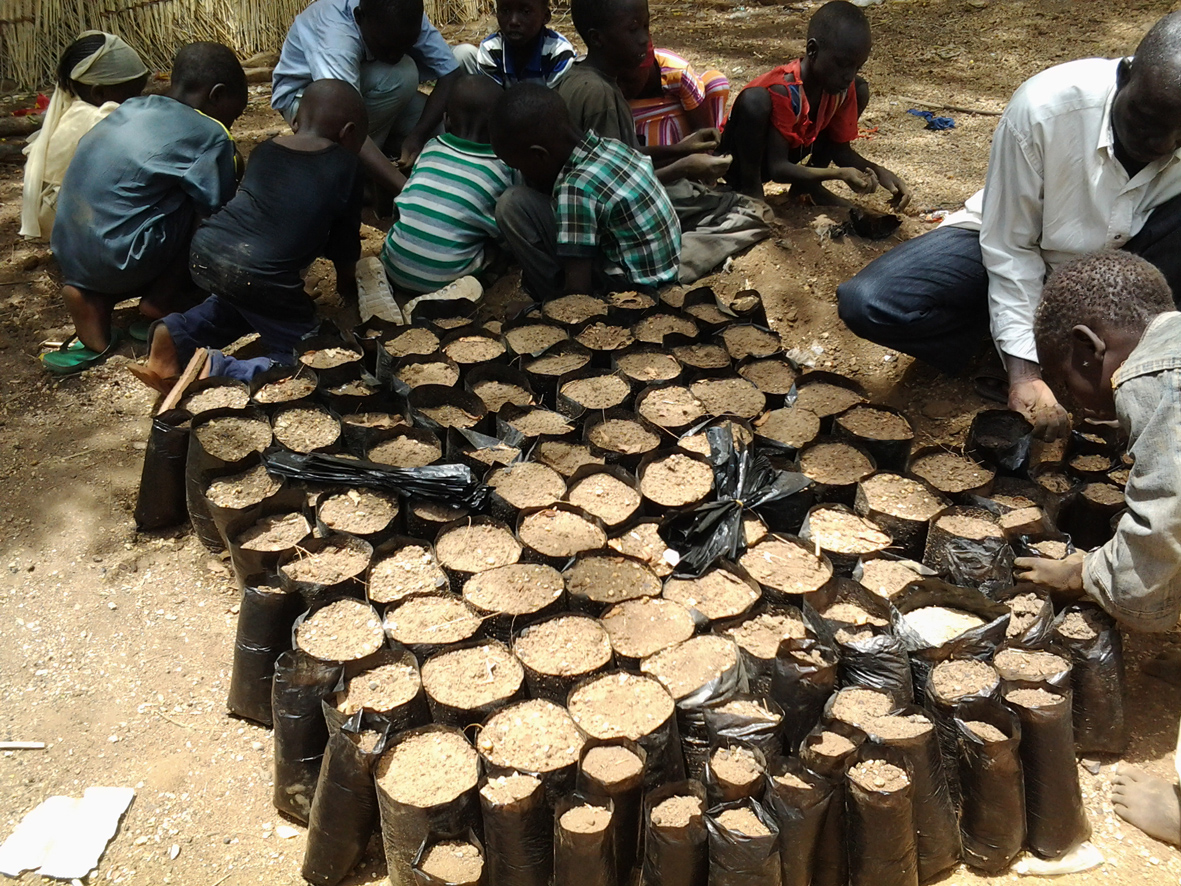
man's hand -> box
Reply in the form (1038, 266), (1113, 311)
(1014, 551), (1086, 605)
(676, 128), (722, 155)
(679, 153), (733, 183)
(839, 166), (879, 195)
(1009, 377), (1070, 440)
(874, 167), (912, 211)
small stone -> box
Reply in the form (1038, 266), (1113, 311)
(276, 825), (300, 839)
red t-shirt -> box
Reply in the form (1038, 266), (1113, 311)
(742, 58), (859, 149)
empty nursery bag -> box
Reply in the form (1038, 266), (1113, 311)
(134, 408), (190, 531)
(765, 758), (834, 886)
(705, 798), (782, 886)
(301, 711), (389, 886)
(554, 794), (617, 886)
(643, 780), (709, 886)
(1053, 603), (1126, 755)
(226, 580), (305, 726)
(271, 649), (344, 822)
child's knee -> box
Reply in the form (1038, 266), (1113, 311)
(855, 76), (870, 116)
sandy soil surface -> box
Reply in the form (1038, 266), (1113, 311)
(2, 0), (1181, 883)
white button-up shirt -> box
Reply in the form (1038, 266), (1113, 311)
(942, 57), (1181, 364)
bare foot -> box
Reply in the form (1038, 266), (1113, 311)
(1142, 650), (1181, 685)
(128, 323), (183, 393)
(788, 182), (854, 209)
(1111, 764), (1181, 846)
(62, 285), (114, 352)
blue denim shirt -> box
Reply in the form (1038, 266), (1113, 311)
(1084, 311), (1181, 631)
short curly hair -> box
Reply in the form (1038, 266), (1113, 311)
(1034, 251), (1174, 369)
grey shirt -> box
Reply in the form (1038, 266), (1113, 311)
(1084, 310), (1181, 631)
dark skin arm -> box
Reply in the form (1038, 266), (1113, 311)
(828, 141), (912, 210)
(360, 136), (408, 194)
(399, 68), (462, 167)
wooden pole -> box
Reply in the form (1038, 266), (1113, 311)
(157, 348), (207, 415)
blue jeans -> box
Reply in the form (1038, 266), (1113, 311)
(161, 295), (318, 383)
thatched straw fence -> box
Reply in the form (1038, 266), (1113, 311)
(0, 0), (491, 91)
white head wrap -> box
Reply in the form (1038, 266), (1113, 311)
(20, 31), (148, 239)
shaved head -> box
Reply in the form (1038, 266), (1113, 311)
(446, 74), (505, 137)
(1133, 11), (1181, 80)
(1113, 11), (1181, 165)
(297, 78), (368, 135)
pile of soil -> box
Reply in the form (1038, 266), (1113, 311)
(384, 595), (483, 646)
(436, 522), (522, 573)
(181, 385), (249, 414)
(383, 327), (441, 359)
(536, 439), (605, 477)
(205, 464), (281, 509)
(724, 611), (807, 660)
(544, 294), (609, 326)
(419, 842), (483, 885)
(1006, 592), (1045, 637)
(858, 559), (923, 599)
(800, 442), (874, 486)
(253, 375), (318, 404)
(1030, 539), (1070, 560)
(421, 642), (524, 710)
(1004, 687), (1062, 709)
(514, 616), (613, 677)
(673, 342), (731, 370)
(738, 537), (833, 595)
(837, 406), (913, 441)
(487, 462), (567, 510)
(637, 386), (707, 428)
(369, 544), (448, 604)
(738, 357), (798, 396)
(417, 403), (483, 430)
(235, 512), (310, 552)
(566, 472), (642, 526)
(639, 453), (714, 507)
(300, 347), (361, 371)
(859, 473), (945, 521)
(608, 522), (676, 578)
(566, 553), (661, 605)
(633, 313), (699, 344)
(867, 713), (933, 740)
(319, 489), (398, 535)
(477, 699), (587, 773)
(443, 335), (505, 365)
(809, 731), (856, 761)
(560, 374), (632, 410)
(901, 606), (988, 645)
(773, 772), (812, 791)
(1058, 609), (1100, 641)
(272, 407), (340, 453)
(616, 349), (682, 383)
(336, 657), (422, 715)
(280, 538), (371, 586)
(367, 431), (442, 468)
(587, 418), (661, 456)
(641, 635), (737, 701)
(719, 326), (780, 360)
(793, 383), (866, 418)
(567, 672), (676, 741)
(753, 407), (822, 450)
(295, 599), (385, 662)
(504, 324), (568, 356)
(601, 598), (695, 659)
(581, 745), (644, 786)
(993, 648), (1070, 682)
(807, 507), (891, 555)
(711, 746), (764, 789)
(480, 772), (541, 806)
(575, 322), (634, 351)
(963, 721), (1007, 742)
(715, 807), (772, 836)
(471, 379), (534, 413)
(194, 416), (272, 461)
(911, 451), (994, 495)
(663, 568), (760, 621)
(830, 687), (896, 727)
(505, 408), (575, 438)
(689, 377), (766, 418)
(463, 563), (564, 615)
(933, 511), (1002, 541)
(396, 359), (461, 388)
(327, 380), (378, 399)
(848, 759), (909, 792)
(376, 730), (479, 806)
(520, 508), (607, 558)
(561, 804), (612, 834)
(930, 659), (999, 701)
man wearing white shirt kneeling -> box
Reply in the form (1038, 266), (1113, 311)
(836, 11), (1181, 439)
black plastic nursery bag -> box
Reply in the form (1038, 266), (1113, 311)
(227, 580), (305, 726)
(271, 649), (344, 822)
(134, 408), (190, 531)
(705, 798), (782, 886)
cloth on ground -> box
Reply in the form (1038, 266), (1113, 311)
(907, 109), (955, 130)
(668, 180), (773, 283)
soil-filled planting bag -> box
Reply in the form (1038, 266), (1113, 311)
(642, 780), (709, 886)
(799, 722), (864, 886)
(996, 583), (1056, 650)
(271, 649), (344, 822)
(720, 605), (807, 698)
(410, 833), (486, 886)
(227, 580), (306, 726)
(302, 711), (388, 886)
(1053, 603), (1126, 755)
(704, 743), (768, 806)
(831, 589), (914, 703)
(832, 404), (914, 473)
(865, 706), (960, 882)
(186, 406), (273, 552)
(322, 645), (430, 737)
(771, 636), (839, 753)
(765, 758), (834, 886)
(225, 501), (313, 589)
(209, 468), (307, 568)
(704, 693), (785, 760)
(554, 794), (617, 886)
(967, 409), (1034, 474)
(480, 771), (552, 886)
(420, 638), (526, 732)
(705, 798), (782, 886)
(923, 658), (1001, 808)
(278, 533), (374, 606)
(1004, 685), (1090, 859)
(922, 506), (1012, 590)
(953, 698), (1026, 874)
(852, 472), (947, 561)
(579, 741), (647, 881)
(135, 409), (191, 531)
(845, 746), (919, 886)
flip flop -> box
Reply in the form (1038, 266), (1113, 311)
(127, 363), (178, 395)
(971, 370), (1009, 405)
(128, 319), (152, 342)
(39, 329), (124, 376)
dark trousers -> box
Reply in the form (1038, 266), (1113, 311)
(836, 192), (1181, 374)
(162, 294), (318, 383)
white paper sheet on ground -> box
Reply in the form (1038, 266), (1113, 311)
(1015, 841), (1104, 877)
(0, 786), (134, 879)
(356, 256), (404, 325)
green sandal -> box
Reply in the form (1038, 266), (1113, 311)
(128, 319), (152, 342)
(40, 329), (125, 376)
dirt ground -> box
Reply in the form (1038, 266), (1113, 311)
(2, 0), (1181, 883)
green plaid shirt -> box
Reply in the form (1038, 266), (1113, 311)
(554, 130), (681, 288)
